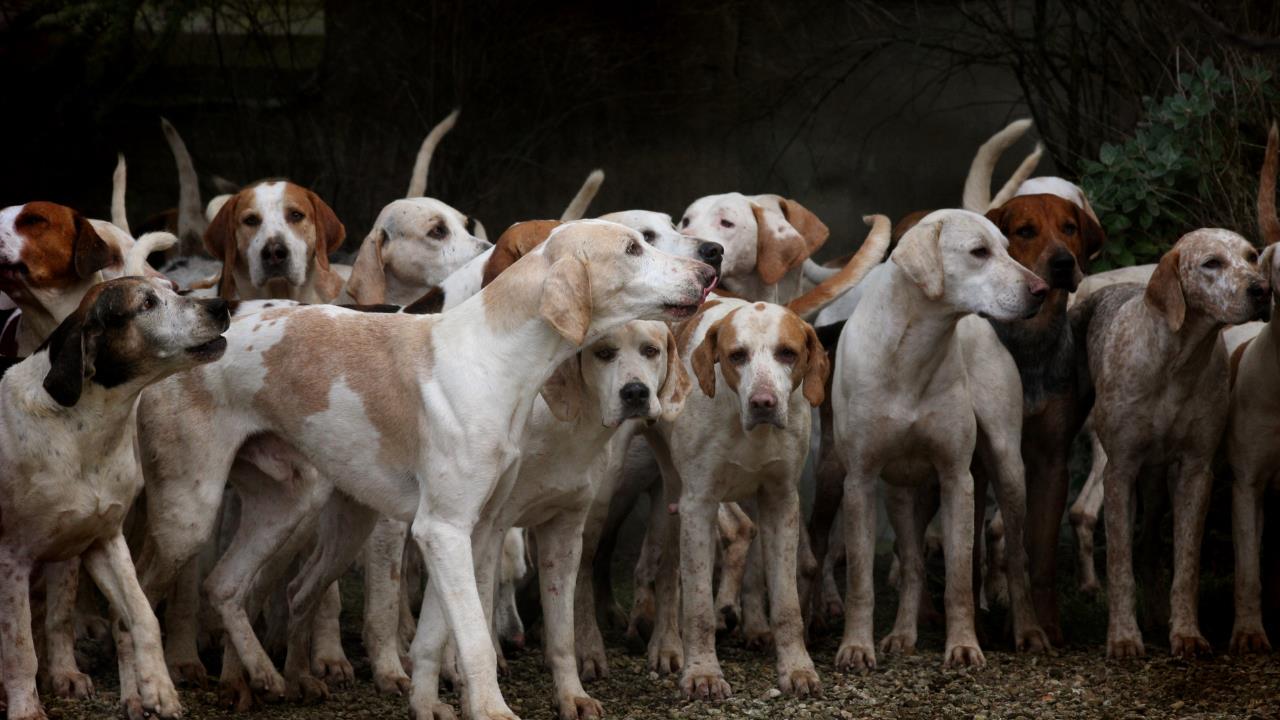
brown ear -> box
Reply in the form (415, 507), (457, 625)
(892, 220), (945, 300)
(753, 200), (827, 286)
(658, 326), (692, 421)
(690, 318), (723, 398)
(484, 220), (560, 287)
(72, 215), (114, 279)
(306, 189), (347, 258)
(1145, 248), (1185, 332)
(41, 313), (100, 407)
(1078, 205), (1106, 262)
(205, 193), (241, 299)
(540, 354), (584, 422)
(800, 321), (830, 407)
(346, 227), (388, 304)
(539, 255), (592, 345)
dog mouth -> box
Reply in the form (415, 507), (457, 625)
(663, 302), (699, 319)
(0, 261), (28, 284)
(185, 336), (228, 360)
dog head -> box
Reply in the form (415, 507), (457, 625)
(203, 181), (346, 300)
(679, 193), (827, 287)
(691, 303), (828, 431)
(1146, 229), (1269, 332)
(347, 198), (490, 305)
(541, 319), (690, 426)
(985, 193), (1104, 292)
(600, 210), (723, 275)
(39, 276), (230, 407)
(892, 209), (1048, 321)
(0, 202), (118, 309)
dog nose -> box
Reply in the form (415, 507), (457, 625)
(1029, 276), (1049, 299)
(697, 242), (723, 273)
(620, 382), (650, 407)
(749, 391), (777, 411)
(261, 238), (289, 268)
(1248, 281), (1267, 301)
(1050, 253), (1075, 276)
(207, 298), (229, 317)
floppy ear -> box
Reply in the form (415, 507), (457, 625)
(305, 190), (346, 301)
(690, 318), (723, 398)
(800, 321), (830, 407)
(204, 193), (241, 299)
(892, 220), (945, 300)
(753, 200), (828, 286)
(539, 255), (592, 345)
(72, 214), (114, 279)
(41, 315), (100, 407)
(658, 327), (693, 421)
(1145, 248), (1185, 332)
(484, 220), (560, 287)
(346, 227), (388, 304)
(1078, 205), (1106, 262)
(540, 354), (584, 422)
(1261, 244), (1280, 303)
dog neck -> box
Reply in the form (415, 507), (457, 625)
(6, 352), (144, 446)
(989, 287), (1074, 413)
(8, 278), (104, 355)
(1144, 304), (1225, 374)
(871, 262), (967, 382)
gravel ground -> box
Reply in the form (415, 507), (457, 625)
(42, 548), (1280, 720)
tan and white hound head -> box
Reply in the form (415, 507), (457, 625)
(1014, 177), (1101, 226)
(985, 193), (1105, 292)
(203, 181), (346, 299)
(678, 193), (827, 286)
(1146, 229), (1269, 332)
(346, 197), (490, 304)
(39, 276), (230, 407)
(0, 201), (119, 317)
(599, 210), (723, 275)
(541, 319), (690, 426)
(691, 302), (828, 430)
(500, 219), (718, 346)
(892, 209), (1048, 321)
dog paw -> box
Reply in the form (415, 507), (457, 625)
(834, 643), (877, 672)
(1016, 625), (1052, 654)
(168, 659), (209, 689)
(1170, 631), (1211, 659)
(313, 653), (354, 686)
(6, 702), (49, 720)
(557, 695), (604, 720)
(408, 702), (458, 720)
(778, 666), (822, 698)
(647, 635), (683, 675)
(373, 667), (412, 696)
(136, 673), (184, 719)
(1106, 632), (1145, 660)
(246, 663), (286, 702)
(218, 676), (256, 712)
(943, 643), (986, 669)
(578, 650), (609, 682)
(287, 673), (330, 704)
(1229, 627), (1272, 655)
(879, 631), (917, 656)
(744, 628), (774, 652)
(680, 666), (732, 701)
(49, 669), (95, 699)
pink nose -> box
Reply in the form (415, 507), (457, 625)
(749, 391), (777, 410)
(1029, 276), (1049, 299)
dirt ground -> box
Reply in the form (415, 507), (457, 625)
(42, 547), (1280, 720)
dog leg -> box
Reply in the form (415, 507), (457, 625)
(0, 552), (43, 720)
(1069, 433), (1106, 595)
(1167, 460), (1212, 658)
(881, 485), (923, 656)
(1104, 454), (1144, 658)
(758, 479), (820, 698)
(740, 532), (772, 651)
(163, 555), (208, 688)
(835, 468), (878, 672)
(44, 559), (94, 699)
(627, 487), (665, 644)
(983, 429), (1050, 652)
(938, 469), (985, 668)
(408, 580), (457, 720)
(576, 466), (613, 682)
(678, 494), (730, 701)
(1231, 466), (1272, 653)
(535, 509), (604, 720)
(310, 582), (352, 685)
(806, 453), (844, 632)
(714, 503), (754, 634)
(364, 517), (413, 694)
(82, 533), (182, 720)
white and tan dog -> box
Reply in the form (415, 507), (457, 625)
(129, 220), (715, 720)
(831, 209), (1049, 670)
(1, 277), (230, 720)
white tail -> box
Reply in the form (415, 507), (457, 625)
(560, 169), (605, 221)
(989, 143), (1044, 209)
(407, 108), (461, 198)
(160, 117), (208, 254)
(111, 153), (130, 235)
(962, 118), (1034, 213)
(126, 232), (178, 276)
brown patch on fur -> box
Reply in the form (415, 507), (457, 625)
(986, 194), (1104, 282)
(674, 300), (722, 358)
(402, 286), (445, 315)
(691, 309), (742, 398)
(3, 202), (115, 293)
(1145, 249), (1186, 332)
(893, 210), (931, 242)
(776, 311), (830, 407)
(753, 199), (829, 285)
(482, 220), (561, 288)
(1259, 122), (1279, 247)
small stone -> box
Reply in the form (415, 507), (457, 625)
(764, 688), (782, 700)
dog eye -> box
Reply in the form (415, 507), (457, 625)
(287, 210), (305, 223)
(428, 225), (449, 240)
(1202, 258), (1222, 270)
(1246, 251), (1259, 264)
(243, 214), (262, 227)
(1016, 226), (1036, 239)
(642, 230), (656, 243)
(970, 247), (991, 259)
(728, 349), (749, 365)
(640, 344), (660, 359)
(15, 213), (46, 228)
(626, 240), (643, 256)
(141, 295), (156, 311)
(719, 219), (735, 229)
(680, 217), (690, 228)
(594, 347), (618, 362)
(775, 347), (798, 364)
(1062, 223), (1077, 236)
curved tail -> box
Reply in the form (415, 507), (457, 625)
(160, 117), (207, 253)
(407, 108), (461, 198)
(111, 153), (130, 234)
(787, 214), (891, 320)
(990, 142), (1044, 209)
(560, 169), (605, 221)
(1260, 121), (1279, 246)
(802, 257), (841, 284)
(962, 118), (1034, 212)
(126, 232), (177, 276)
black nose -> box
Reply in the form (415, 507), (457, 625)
(1249, 282), (1267, 301)
(204, 297), (231, 327)
(697, 242), (723, 272)
(261, 238), (289, 268)
(620, 382), (650, 407)
(1050, 252), (1076, 275)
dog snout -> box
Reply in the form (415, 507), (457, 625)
(749, 391), (777, 411)
(696, 263), (717, 289)
(1248, 281), (1267, 302)
(620, 381), (651, 413)
(203, 298), (232, 329)
(260, 237), (290, 272)
(697, 242), (724, 274)
(1048, 251), (1076, 288)
(1028, 275), (1049, 300)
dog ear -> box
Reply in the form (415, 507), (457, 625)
(205, 192), (241, 299)
(304, 189), (346, 301)
(1261, 244), (1280, 303)
(1078, 204), (1106, 262)
(690, 317), (724, 398)
(540, 354), (584, 422)
(41, 314), (101, 407)
(484, 220), (560, 288)
(1145, 248), (1185, 332)
(72, 214), (114, 279)
(540, 255), (592, 345)
(893, 220), (945, 300)
(346, 227), (388, 304)
(800, 321), (830, 407)
(658, 326), (692, 421)
(753, 199), (829, 286)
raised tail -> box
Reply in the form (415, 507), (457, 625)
(787, 214), (891, 320)
(962, 118), (1034, 212)
(406, 108), (460, 198)
(560, 169), (605, 221)
(989, 142), (1044, 209)
(111, 153), (130, 234)
(1260, 121), (1279, 246)
(126, 232), (178, 276)
(160, 117), (207, 254)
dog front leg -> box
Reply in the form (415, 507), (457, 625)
(43, 559), (94, 699)
(0, 551), (42, 720)
(535, 509), (603, 720)
(678, 495), (730, 701)
(646, 495), (683, 674)
(881, 484), (923, 656)
(575, 471), (612, 681)
(408, 580), (458, 720)
(835, 468), (878, 672)
(985, 432), (1050, 652)
(757, 479), (820, 698)
(938, 469), (985, 668)
(163, 555), (208, 687)
(1230, 464), (1272, 653)
(1103, 453), (1144, 658)
(310, 581), (352, 684)
(1068, 432), (1106, 595)
(364, 516), (413, 694)
(1167, 460), (1213, 658)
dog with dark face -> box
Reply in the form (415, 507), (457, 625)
(0, 277), (229, 720)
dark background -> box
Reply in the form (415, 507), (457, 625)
(0, 1), (1276, 258)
